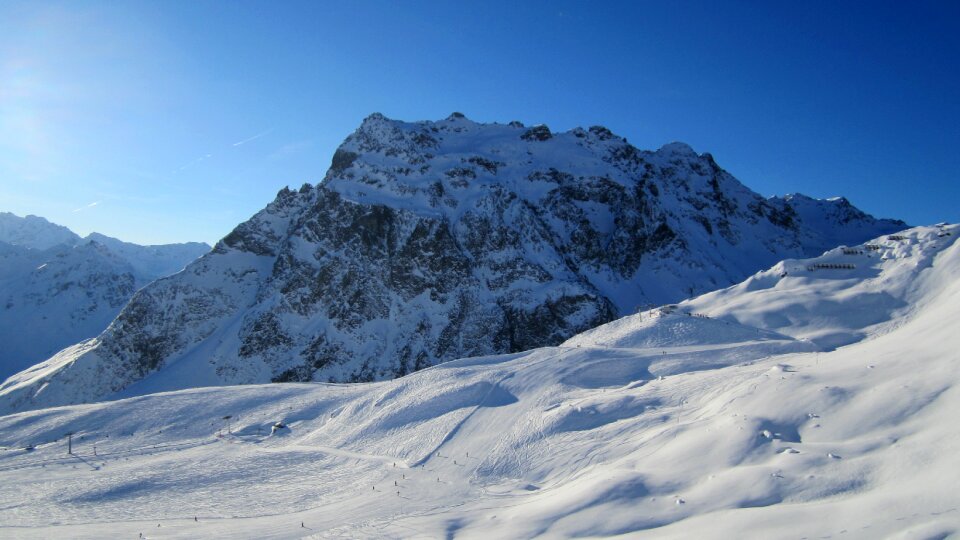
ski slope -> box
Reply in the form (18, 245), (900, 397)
(0, 224), (957, 539)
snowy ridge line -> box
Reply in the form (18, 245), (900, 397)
(854, 222), (960, 342)
(681, 223), (960, 350)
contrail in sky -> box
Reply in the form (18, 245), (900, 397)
(233, 128), (274, 147)
(72, 201), (101, 213)
(175, 154), (213, 172)
(172, 128), (272, 174)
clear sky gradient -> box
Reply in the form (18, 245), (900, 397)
(1, 1), (957, 245)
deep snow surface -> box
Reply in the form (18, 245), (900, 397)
(0, 224), (957, 538)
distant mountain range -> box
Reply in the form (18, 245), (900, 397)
(0, 212), (209, 379)
(0, 114), (905, 412)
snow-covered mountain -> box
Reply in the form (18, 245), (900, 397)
(0, 213), (210, 379)
(0, 114), (905, 411)
(0, 223), (955, 538)
(0, 212), (80, 250)
(82, 233), (212, 280)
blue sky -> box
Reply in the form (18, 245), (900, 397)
(1, 0), (957, 245)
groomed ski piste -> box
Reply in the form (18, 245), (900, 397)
(0, 224), (957, 539)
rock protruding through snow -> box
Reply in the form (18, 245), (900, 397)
(0, 115), (905, 413)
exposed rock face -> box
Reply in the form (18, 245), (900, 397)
(0, 114), (906, 412)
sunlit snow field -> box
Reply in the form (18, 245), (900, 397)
(0, 225), (958, 539)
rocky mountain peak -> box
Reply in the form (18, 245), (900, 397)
(0, 115), (907, 412)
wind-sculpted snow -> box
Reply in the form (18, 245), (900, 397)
(0, 224), (956, 538)
(1, 114), (905, 412)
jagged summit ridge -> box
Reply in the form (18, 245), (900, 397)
(0, 114), (905, 412)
